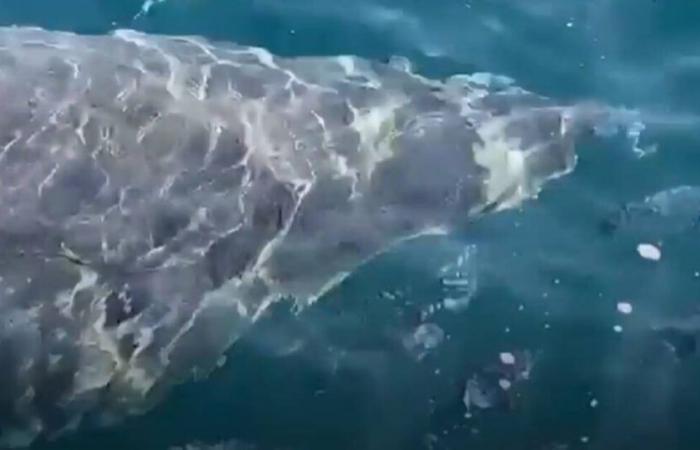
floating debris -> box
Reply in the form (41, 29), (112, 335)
(498, 379), (512, 390)
(637, 243), (661, 261)
(590, 398), (598, 408)
(617, 302), (633, 315)
(499, 352), (516, 365)
(613, 325), (623, 333)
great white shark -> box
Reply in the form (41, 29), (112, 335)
(0, 26), (613, 446)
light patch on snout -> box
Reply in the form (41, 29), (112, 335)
(472, 112), (577, 213)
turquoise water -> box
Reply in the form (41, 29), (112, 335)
(2, 1), (700, 449)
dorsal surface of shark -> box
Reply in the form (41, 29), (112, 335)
(0, 26), (599, 446)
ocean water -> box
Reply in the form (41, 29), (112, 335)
(1, 1), (700, 450)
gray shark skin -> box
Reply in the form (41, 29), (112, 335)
(0, 26), (602, 446)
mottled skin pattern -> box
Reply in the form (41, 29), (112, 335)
(0, 27), (594, 446)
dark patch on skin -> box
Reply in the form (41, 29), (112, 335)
(0, 221), (52, 252)
(207, 126), (247, 168)
(205, 164), (247, 193)
(177, 123), (210, 168)
(250, 184), (294, 232)
(333, 83), (378, 110)
(205, 229), (258, 288)
(150, 205), (191, 248)
(104, 291), (131, 328)
(504, 108), (564, 148)
(316, 92), (355, 127)
(71, 289), (95, 321)
(117, 333), (138, 361)
(205, 199), (294, 288)
(276, 205), (284, 231)
(205, 169), (295, 287)
(368, 116), (482, 219)
(43, 57), (75, 98)
(329, 129), (361, 157)
(141, 114), (190, 167)
(408, 91), (452, 114)
(124, 101), (162, 128)
(206, 64), (267, 99)
(102, 282), (152, 329)
(39, 157), (107, 219)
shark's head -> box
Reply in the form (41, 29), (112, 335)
(364, 82), (606, 227)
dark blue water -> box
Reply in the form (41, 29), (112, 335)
(2, 1), (700, 449)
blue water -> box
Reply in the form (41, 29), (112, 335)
(3, 1), (700, 449)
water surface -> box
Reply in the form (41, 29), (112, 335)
(1, 1), (700, 449)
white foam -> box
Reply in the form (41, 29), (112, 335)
(617, 302), (633, 315)
(637, 243), (661, 261)
(500, 352), (516, 365)
(136, 0), (167, 19)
